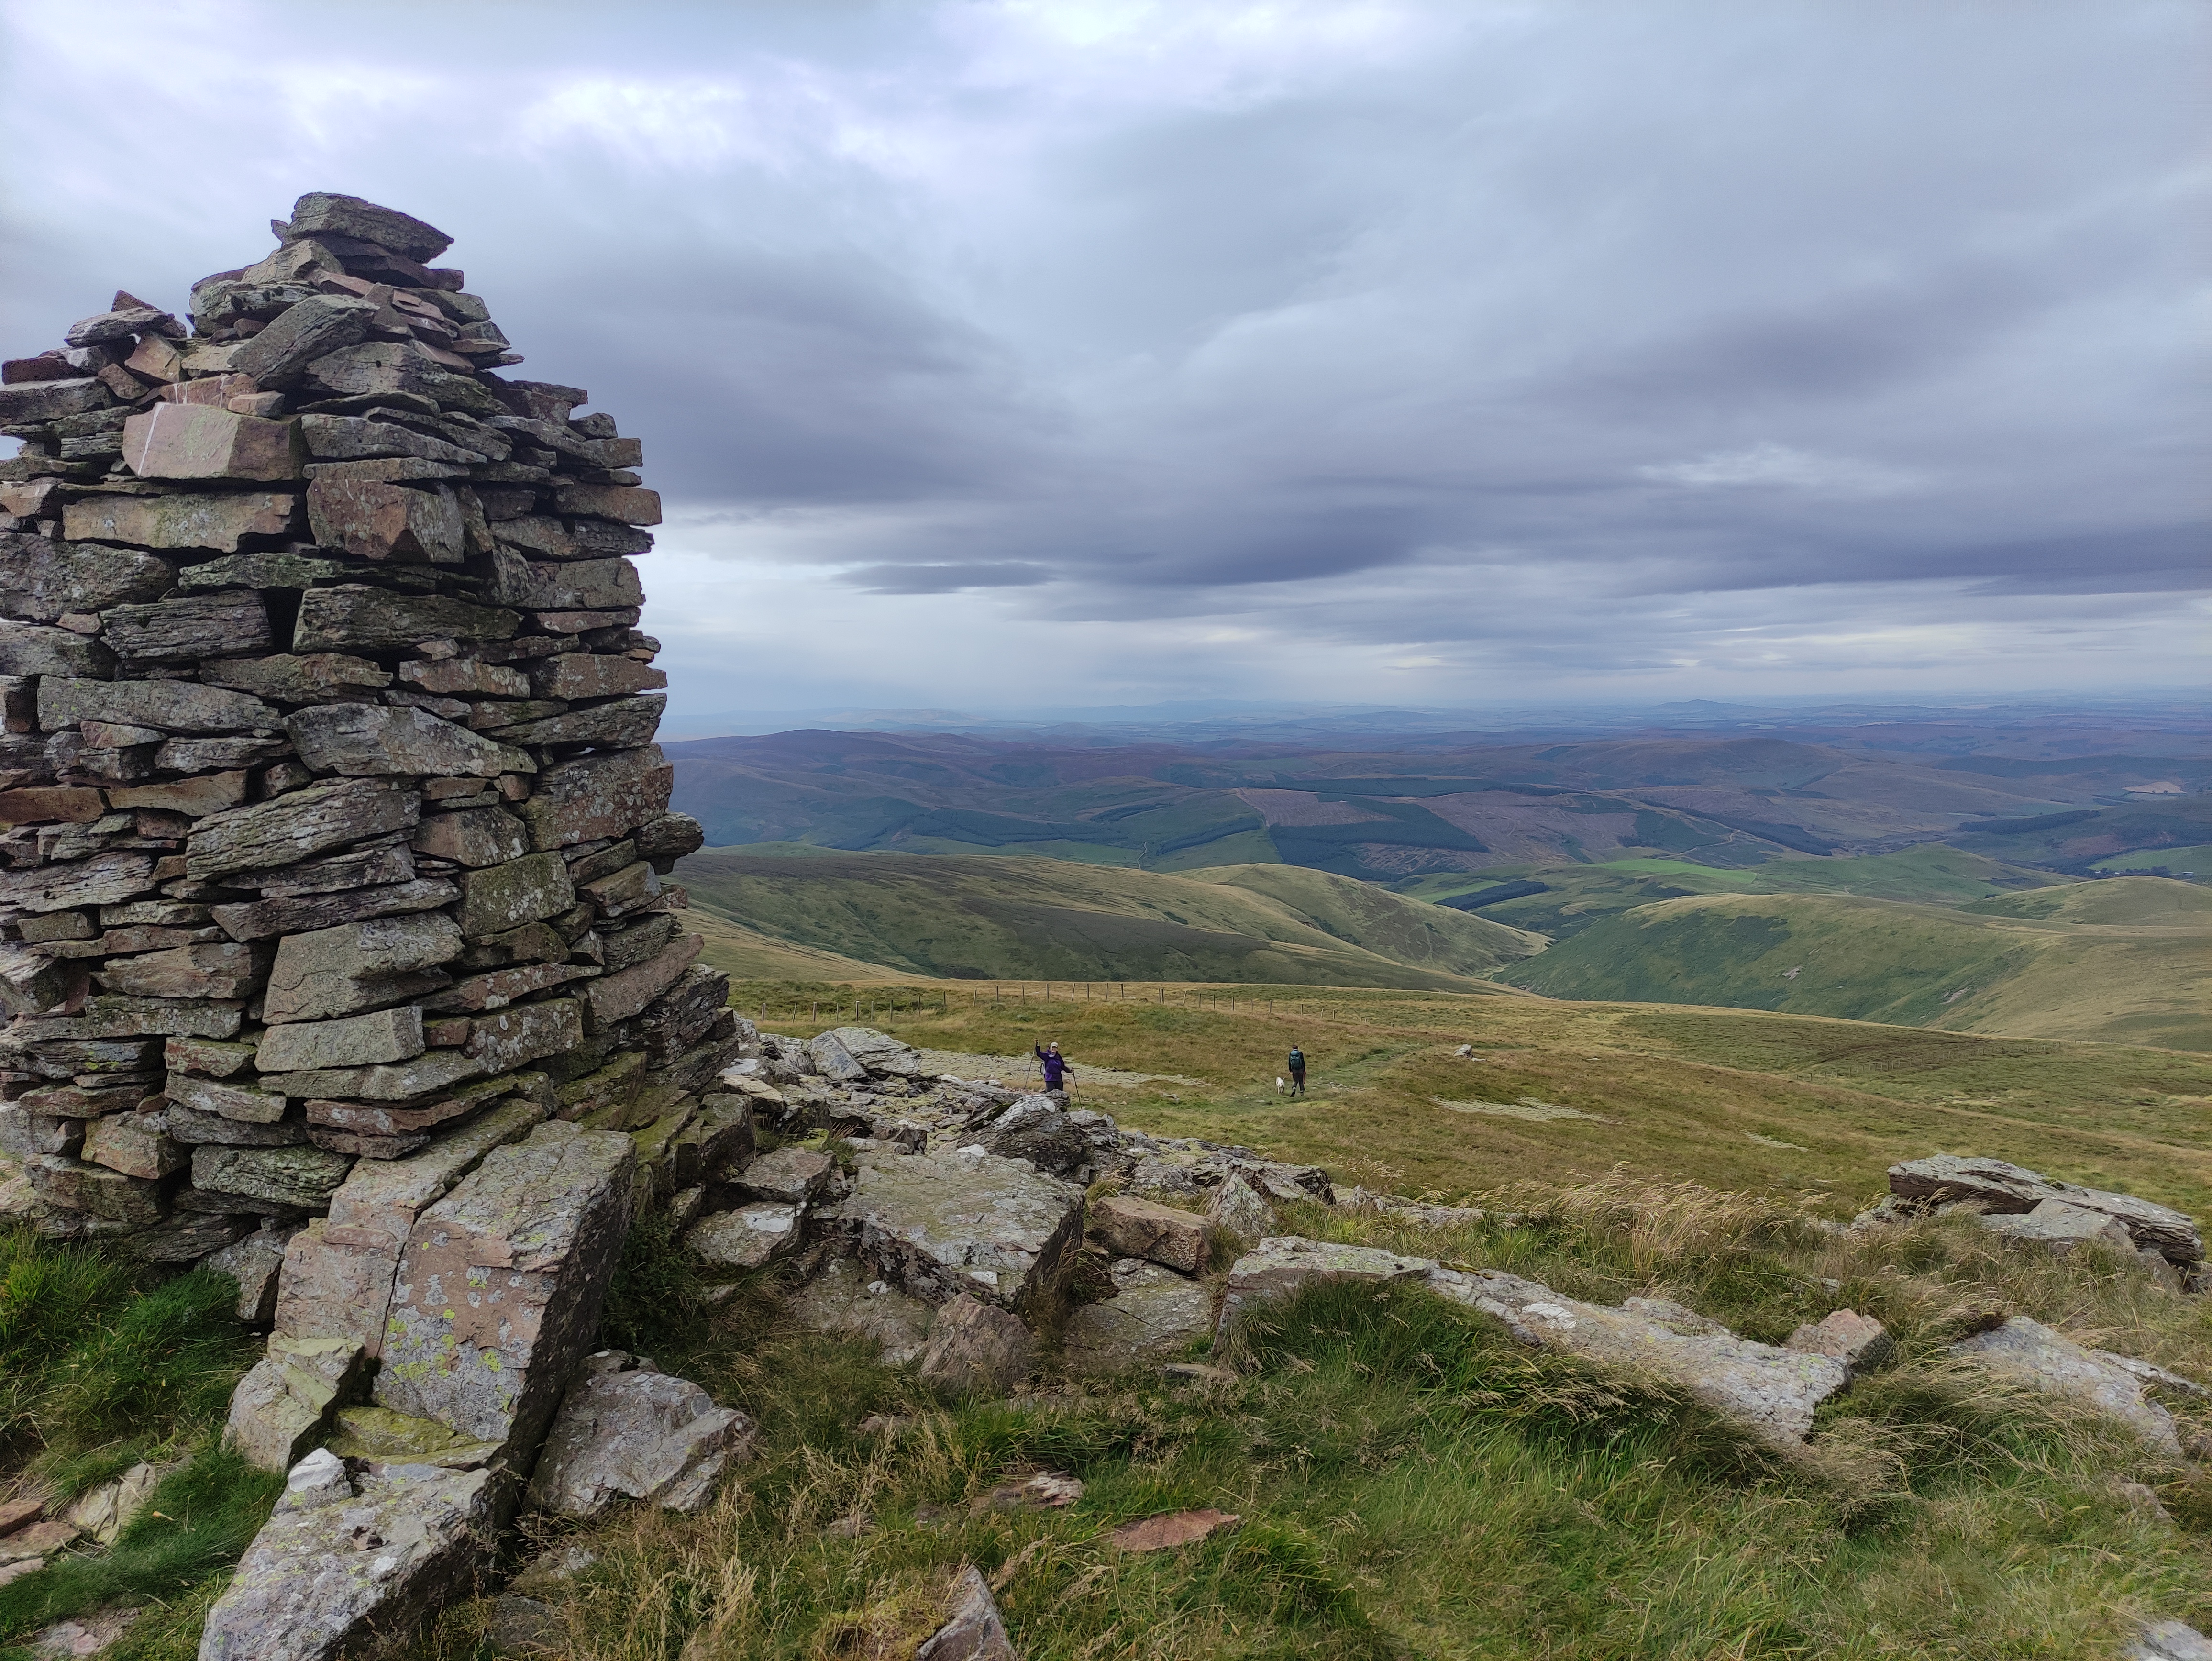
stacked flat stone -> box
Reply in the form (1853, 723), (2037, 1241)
(0, 192), (730, 1266)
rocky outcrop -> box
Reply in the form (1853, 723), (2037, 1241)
(1429, 1266), (1852, 1449)
(917, 1293), (1036, 1395)
(1949, 1317), (2186, 1462)
(526, 1352), (752, 1517)
(1883, 1157), (2202, 1265)
(1062, 1260), (1216, 1376)
(1089, 1193), (1209, 1274)
(1215, 1236), (1438, 1336)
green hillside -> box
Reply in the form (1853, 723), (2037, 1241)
(675, 847), (1541, 990)
(1505, 879), (2211, 1051)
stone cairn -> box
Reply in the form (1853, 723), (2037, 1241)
(0, 195), (764, 1652)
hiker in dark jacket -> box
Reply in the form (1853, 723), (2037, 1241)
(1286, 1045), (1306, 1096)
(1036, 1042), (1072, 1092)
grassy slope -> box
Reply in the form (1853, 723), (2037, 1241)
(675, 848), (1539, 990)
(1502, 879), (2212, 1052)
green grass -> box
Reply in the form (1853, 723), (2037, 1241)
(2094, 844), (2212, 876)
(1502, 885), (2212, 1052)
(425, 1170), (2212, 1659)
(676, 849), (1537, 990)
(0, 1230), (271, 1657)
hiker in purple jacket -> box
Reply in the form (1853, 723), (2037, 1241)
(1036, 1041), (1072, 1093)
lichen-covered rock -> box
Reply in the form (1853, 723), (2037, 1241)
(224, 1334), (368, 1472)
(1950, 1316), (2185, 1462)
(784, 1254), (937, 1366)
(836, 1148), (1086, 1325)
(191, 1144), (354, 1211)
(1980, 1197), (2137, 1255)
(198, 1451), (494, 1661)
(686, 1202), (801, 1269)
(374, 1121), (635, 1464)
(1784, 1309), (1894, 1373)
(526, 1355), (752, 1517)
(1063, 1261), (1215, 1377)
(915, 1564), (1018, 1661)
(205, 1226), (294, 1324)
(1207, 1172), (1275, 1241)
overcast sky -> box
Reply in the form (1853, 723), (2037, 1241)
(3, 0), (2205, 731)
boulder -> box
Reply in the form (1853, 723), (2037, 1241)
(917, 1294), (1034, 1396)
(984, 1108), (1094, 1181)
(374, 1121), (635, 1465)
(807, 1030), (868, 1084)
(816, 1026), (926, 1080)
(836, 1148), (1086, 1325)
(525, 1354), (752, 1517)
(1949, 1316), (2185, 1462)
(1887, 1156), (2201, 1262)
(1207, 1173), (1274, 1240)
(1090, 1194), (1209, 1274)
(915, 1565), (1018, 1661)
(1215, 1237), (1437, 1338)
(1784, 1310), (1895, 1373)
(1062, 1261), (1216, 1377)
(686, 1202), (801, 1270)
(1429, 1266), (1850, 1450)
(198, 1451), (493, 1661)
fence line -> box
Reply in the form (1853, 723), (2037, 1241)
(746, 982), (1348, 1030)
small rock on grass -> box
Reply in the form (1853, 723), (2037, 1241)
(2128, 1621), (2212, 1661)
(974, 1471), (1082, 1513)
(1785, 1309), (1894, 1373)
(915, 1564), (1018, 1661)
(25, 1610), (139, 1658)
(1110, 1508), (1242, 1552)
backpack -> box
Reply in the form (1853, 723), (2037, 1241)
(1287, 1049), (1305, 1070)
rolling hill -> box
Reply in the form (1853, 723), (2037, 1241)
(674, 847), (1543, 991)
(1503, 877), (2211, 1051)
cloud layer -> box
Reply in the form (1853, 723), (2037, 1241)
(3, 0), (2204, 725)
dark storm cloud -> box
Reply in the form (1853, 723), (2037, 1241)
(2, 0), (2203, 703)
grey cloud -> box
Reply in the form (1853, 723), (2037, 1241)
(841, 562), (1051, 593)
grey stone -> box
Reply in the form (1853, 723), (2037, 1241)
(257, 1007), (426, 1073)
(736, 1145), (834, 1204)
(0, 377), (111, 422)
(101, 592), (274, 665)
(208, 876), (457, 943)
(457, 852), (574, 939)
(291, 586), (520, 653)
(784, 1254), (936, 1366)
(37, 674), (278, 736)
(0, 852), (157, 915)
(187, 778), (419, 880)
(299, 341), (499, 412)
(1784, 1309), (1895, 1373)
(193, 1144), (355, 1210)
(491, 694), (665, 750)
(517, 745), (673, 852)
(687, 1202), (802, 1269)
(374, 1121), (635, 1462)
(1888, 1155), (2201, 1262)
(487, 552), (642, 612)
(1949, 1316), (2185, 1462)
(1216, 1237), (1436, 1339)
(201, 653), (394, 705)
(297, 414), (484, 465)
(837, 1148), (1086, 1325)
(61, 490), (298, 553)
(1427, 1265), (1853, 1450)
(0, 620), (115, 677)
(253, 841), (416, 897)
(1090, 1193), (1209, 1274)
(11, 993), (243, 1040)
(276, 1048), (487, 1104)
(1207, 1172), (1275, 1241)
(169, 1072), (289, 1124)
(1980, 1197), (2138, 1255)
(163, 1103), (309, 1147)
(917, 1294), (1034, 1396)
(526, 1358), (752, 1517)
(461, 996), (586, 1073)
(96, 940), (269, 1000)
(2130, 1621), (2212, 1661)
(581, 934), (701, 1030)
(224, 1333), (369, 1471)
(985, 1108), (1093, 1182)
(264, 911), (463, 1022)
(915, 1564), (1018, 1661)
(1063, 1261), (1215, 1377)
(229, 296), (377, 388)
(412, 807), (530, 868)
(290, 703), (530, 781)
(0, 533), (172, 621)
(206, 1228), (294, 1323)
(285, 191), (454, 260)
(198, 1456), (492, 1661)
